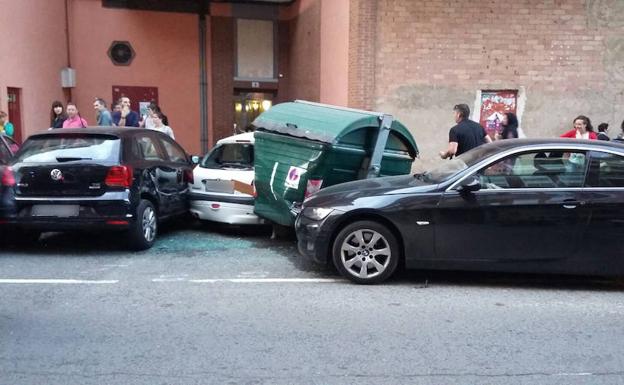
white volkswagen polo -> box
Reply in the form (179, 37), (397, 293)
(189, 132), (265, 225)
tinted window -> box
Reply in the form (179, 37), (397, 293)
(586, 151), (624, 187)
(4, 136), (19, 154)
(476, 150), (587, 189)
(14, 135), (120, 163)
(0, 140), (12, 164)
(161, 138), (187, 163)
(136, 135), (165, 161)
(200, 143), (254, 169)
(424, 145), (503, 183)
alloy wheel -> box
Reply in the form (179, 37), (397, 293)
(340, 229), (391, 280)
(142, 206), (157, 242)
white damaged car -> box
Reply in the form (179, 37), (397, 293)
(189, 132), (265, 225)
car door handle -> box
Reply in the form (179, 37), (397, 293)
(562, 199), (583, 209)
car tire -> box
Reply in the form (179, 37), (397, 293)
(332, 220), (399, 284)
(127, 199), (158, 251)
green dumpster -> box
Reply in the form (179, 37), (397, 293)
(253, 100), (418, 226)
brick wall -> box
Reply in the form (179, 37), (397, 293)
(210, 17), (234, 143)
(281, 0), (321, 102)
(275, 20), (291, 104)
(348, 0), (377, 110)
(361, 0), (624, 169)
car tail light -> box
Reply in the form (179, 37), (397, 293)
(1, 166), (15, 187)
(210, 203), (220, 209)
(304, 179), (323, 198)
(184, 169), (194, 184)
(252, 179), (257, 198)
(105, 165), (133, 188)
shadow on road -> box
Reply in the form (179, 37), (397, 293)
(388, 269), (624, 292)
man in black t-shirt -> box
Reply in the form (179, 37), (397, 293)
(439, 103), (491, 159)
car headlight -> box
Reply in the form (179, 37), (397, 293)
(302, 207), (334, 221)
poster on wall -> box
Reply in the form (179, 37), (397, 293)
(479, 90), (517, 139)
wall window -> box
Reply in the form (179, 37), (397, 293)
(236, 19), (275, 80)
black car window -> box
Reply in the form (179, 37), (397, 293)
(135, 135), (165, 161)
(200, 143), (254, 169)
(161, 137), (187, 163)
(3, 136), (19, 154)
(586, 151), (624, 187)
(14, 135), (120, 163)
(0, 139), (12, 164)
(423, 145), (502, 183)
(475, 150), (587, 189)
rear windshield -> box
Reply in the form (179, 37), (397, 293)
(14, 134), (121, 163)
(200, 142), (254, 169)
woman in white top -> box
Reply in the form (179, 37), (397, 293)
(141, 103), (157, 129)
(151, 111), (174, 139)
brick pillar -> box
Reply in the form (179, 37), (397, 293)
(348, 0), (377, 110)
(211, 17), (234, 142)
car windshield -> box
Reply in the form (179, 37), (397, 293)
(201, 143), (254, 169)
(422, 145), (502, 183)
(14, 134), (120, 163)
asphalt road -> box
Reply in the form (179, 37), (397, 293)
(1, 221), (624, 385)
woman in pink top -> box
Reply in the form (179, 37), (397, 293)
(560, 115), (597, 140)
(62, 102), (88, 128)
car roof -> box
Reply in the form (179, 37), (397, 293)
(29, 127), (158, 138)
(216, 132), (255, 144)
(481, 138), (624, 152)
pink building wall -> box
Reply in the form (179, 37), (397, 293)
(320, 0), (349, 107)
(280, 0), (321, 102)
(0, 0), (68, 138)
(69, 0), (204, 154)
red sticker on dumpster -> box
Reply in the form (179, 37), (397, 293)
(305, 179), (323, 198)
(285, 166), (305, 189)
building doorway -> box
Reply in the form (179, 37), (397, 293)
(112, 86), (159, 119)
(233, 92), (273, 134)
(7, 87), (22, 144)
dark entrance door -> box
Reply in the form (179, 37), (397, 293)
(112, 86), (159, 118)
(7, 87), (22, 144)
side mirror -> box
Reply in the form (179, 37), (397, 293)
(191, 155), (200, 165)
(458, 176), (481, 193)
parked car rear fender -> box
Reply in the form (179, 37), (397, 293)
(140, 192), (159, 215)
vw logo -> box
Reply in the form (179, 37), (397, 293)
(50, 169), (63, 181)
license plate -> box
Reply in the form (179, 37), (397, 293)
(31, 205), (79, 217)
(203, 180), (234, 194)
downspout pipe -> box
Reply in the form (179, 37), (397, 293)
(64, 0), (72, 101)
(198, 2), (209, 154)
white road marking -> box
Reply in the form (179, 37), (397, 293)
(554, 372), (593, 376)
(152, 277), (189, 282)
(0, 279), (118, 284)
(150, 277), (341, 284)
(189, 278), (341, 283)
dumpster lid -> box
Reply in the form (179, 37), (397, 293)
(252, 100), (418, 156)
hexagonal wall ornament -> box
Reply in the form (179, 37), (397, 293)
(108, 41), (135, 66)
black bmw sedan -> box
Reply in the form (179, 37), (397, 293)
(296, 139), (624, 284)
(6, 127), (193, 250)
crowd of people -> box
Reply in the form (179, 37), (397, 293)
(47, 97), (175, 139)
(440, 103), (624, 159)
